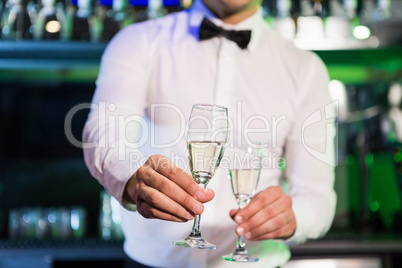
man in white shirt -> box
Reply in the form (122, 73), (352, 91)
(83, 0), (337, 267)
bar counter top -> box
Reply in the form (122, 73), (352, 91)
(1, 233), (402, 268)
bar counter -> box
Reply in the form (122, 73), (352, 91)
(1, 233), (402, 268)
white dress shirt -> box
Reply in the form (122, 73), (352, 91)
(83, 1), (337, 267)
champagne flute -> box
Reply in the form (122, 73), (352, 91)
(173, 103), (228, 250)
(223, 143), (262, 262)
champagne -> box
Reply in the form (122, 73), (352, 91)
(174, 104), (228, 250)
(229, 169), (261, 204)
(188, 141), (225, 185)
(223, 145), (262, 262)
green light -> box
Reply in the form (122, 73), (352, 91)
(370, 201), (380, 212)
(279, 158), (286, 171)
(353, 25), (371, 40)
(347, 155), (355, 165)
(281, 180), (289, 194)
(366, 153), (374, 166)
(395, 151), (402, 163)
(265, 16), (274, 26)
(388, 131), (396, 143)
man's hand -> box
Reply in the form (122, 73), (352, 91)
(124, 155), (215, 222)
(229, 186), (296, 240)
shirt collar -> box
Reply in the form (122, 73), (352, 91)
(188, 0), (263, 52)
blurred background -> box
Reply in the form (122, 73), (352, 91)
(0, 0), (401, 267)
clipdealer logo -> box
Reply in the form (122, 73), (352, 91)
(301, 100), (338, 167)
(64, 101), (338, 168)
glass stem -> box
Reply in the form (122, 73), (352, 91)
(190, 214), (201, 237)
(236, 235), (247, 253)
(235, 200), (249, 253)
(189, 183), (205, 238)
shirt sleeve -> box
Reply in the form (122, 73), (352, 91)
(82, 24), (150, 208)
(283, 52), (337, 245)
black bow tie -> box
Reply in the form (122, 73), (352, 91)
(199, 17), (252, 50)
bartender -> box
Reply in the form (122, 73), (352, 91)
(83, 0), (337, 267)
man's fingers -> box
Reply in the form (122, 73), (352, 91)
(147, 170), (198, 211)
(236, 196), (291, 234)
(230, 186), (296, 240)
(242, 211), (290, 239)
(147, 155), (209, 202)
(136, 199), (193, 222)
(157, 165), (206, 201)
(137, 186), (195, 221)
(142, 167), (207, 215)
(131, 155), (217, 222)
(203, 188), (215, 202)
(233, 186), (284, 224)
(246, 217), (296, 241)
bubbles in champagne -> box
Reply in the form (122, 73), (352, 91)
(188, 141), (225, 186)
(229, 169), (261, 204)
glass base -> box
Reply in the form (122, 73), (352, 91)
(173, 236), (216, 250)
(222, 252), (259, 262)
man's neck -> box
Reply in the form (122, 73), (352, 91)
(201, 1), (259, 24)
(218, 7), (259, 24)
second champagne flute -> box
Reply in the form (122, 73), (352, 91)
(173, 104), (228, 250)
(222, 143), (262, 262)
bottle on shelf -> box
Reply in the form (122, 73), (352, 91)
(272, 0), (296, 41)
(92, 0), (125, 42)
(180, 0), (191, 9)
(295, 0), (327, 41)
(261, 0), (277, 26)
(124, 0), (148, 25)
(0, 0), (5, 32)
(359, 0), (376, 23)
(2, 0), (33, 40)
(1, 0), (8, 36)
(34, 0), (64, 40)
(63, 0), (93, 41)
(162, 0), (181, 14)
(124, 0), (185, 26)
(99, 191), (123, 240)
(325, 0), (354, 40)
(363, 0), (391, 21)
(147, 0), (164, 19)
(27, 0), (40, 25)
(344, 0), (360, 29)
(112, 0), (126, 26)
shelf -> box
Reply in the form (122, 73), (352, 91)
(314, 46), (402, 84)
(0, 41), (105, 64)
(0, 41), (401, 84)
(0, 41), (106, 83)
